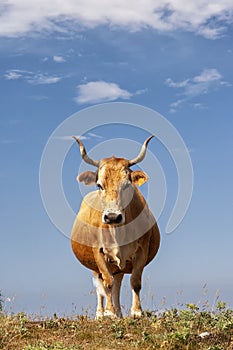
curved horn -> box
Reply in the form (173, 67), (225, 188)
(72, 136), (99, 167)
(128, 135), (155, 167)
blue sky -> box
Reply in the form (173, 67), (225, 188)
(1, 1), (233, 316)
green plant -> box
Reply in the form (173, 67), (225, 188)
(0, 301), (232, 350)
(23, 342), (77, 350)
(142, 330), (154, 343)
(111, 319), (125, 339)
(16, 312), (29, 335)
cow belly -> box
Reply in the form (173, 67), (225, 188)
(71, 240), (98, 272)
(71, 240), (122, 274)
(147, 222), (160, 264)
(71, 218), (160, 275)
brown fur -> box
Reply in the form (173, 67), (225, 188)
(71, 156), (160, 318)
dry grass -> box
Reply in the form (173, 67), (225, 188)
(0, 302), (232, 350)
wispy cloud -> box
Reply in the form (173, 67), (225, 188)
(165, 78), (189, 89)
(53, 55), (66, 63)
(165, 68), (230, 112)
(54, 136), (88, 141)
(28, 74), (61, 85)
(4, 70), (23, 80)
(193, 68), (222, 83)
(75, 81), (133, 104)
(87, 132), (103, 139)
(192, 103), (206, 110)
(54, 133), (103, 141)
(0, 1), (233, 39)
(4, 69), (62, 85)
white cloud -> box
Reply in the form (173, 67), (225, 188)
(166, 68), (229, 112)
(192, 103), (206, 109)
(87, 132), (103, 139)
(169, 98), (185, 113)
(53, 55), (66, 63)
(54, 135), (88, 141)
(75, 81), (132, 104)
(28, 74), (61, 85)
(0, 1), (233, 39)
(197, 25), (226, 40)
(135, 88), (148, 95)
(4, 69), (62, 85)
(4, 70), (23, 80)
(165, 78), (189, 88)
(193, 68), (222, 83)
(54, 133), (103, 141)
(170, 99), (184, 108)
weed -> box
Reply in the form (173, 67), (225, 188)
(111, 319), (125, 339)
(142, 330), (154, 343)
(0, 302), (232, 350)
(23, 341), (77, 350)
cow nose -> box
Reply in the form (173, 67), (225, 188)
(103, 212), (123, 224)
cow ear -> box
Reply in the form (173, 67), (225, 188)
(131, 170), (148, 186)
(77, 171), (97, 186)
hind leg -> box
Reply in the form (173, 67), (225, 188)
(130, 269), (143, 318)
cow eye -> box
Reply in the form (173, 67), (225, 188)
(97, 183), (104, 190)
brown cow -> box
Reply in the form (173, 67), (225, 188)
(71, 136), (160, 318)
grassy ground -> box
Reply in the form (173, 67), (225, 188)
(0, 302), (232, 350)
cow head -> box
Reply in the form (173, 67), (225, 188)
(74, 136), (154, 225)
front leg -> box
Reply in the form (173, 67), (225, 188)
(92, 248), (115, 317)
(93, 248), (113, 288)
(93, 272), (104, 319)
(112, 273), (124, 318)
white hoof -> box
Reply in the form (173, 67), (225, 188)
(95, 310), (104, 320)
(104, 310), (117, 318)
(131, 309), (142, 318)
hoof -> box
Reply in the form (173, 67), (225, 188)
(95, 311), (104, 320)
(131, 309), (142, 318)
(115, 311), (123, 318)
(104, 310), (117, 318)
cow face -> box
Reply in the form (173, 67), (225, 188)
(78, 157), (148, 225)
